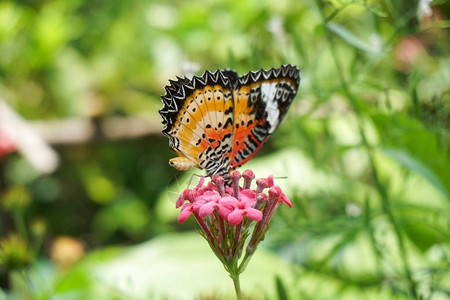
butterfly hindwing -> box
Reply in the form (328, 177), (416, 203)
(230, 65), (300, 170)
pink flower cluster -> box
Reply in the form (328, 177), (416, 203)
(176, 170), (291, 226)
(176, 170), (291, 266)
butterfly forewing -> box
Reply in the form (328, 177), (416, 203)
(160, 70), (236, 176)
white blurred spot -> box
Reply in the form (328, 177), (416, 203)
(267, 15), (288, 56)
(145, 4), (178, 29)
(369, 34), (383, 53)
(345, 203), (361, 218)
(419, 0), (433, 18)
(181, 61), (200, 79)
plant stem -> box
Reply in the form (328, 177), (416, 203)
(231, 273), (243, 300)
(366, 149), (418, 299)
(13, 209), (29, 244)
(228, 257), (243, 299)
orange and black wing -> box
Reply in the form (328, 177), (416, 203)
(159, 70), (237, 177)
(230, 65), (300, 170)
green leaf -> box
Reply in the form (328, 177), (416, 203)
(382, 148), (449, 199)
(326, 22), (380, 54)
(397, 204), (449, 251)
(275, 275), (289, 300)
(371, 113), (450, 199)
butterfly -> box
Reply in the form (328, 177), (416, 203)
(159, 64), (300, 180)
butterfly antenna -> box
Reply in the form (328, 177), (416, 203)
(273, 176), (288, 180)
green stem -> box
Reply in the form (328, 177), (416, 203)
(13, 209), (29, 244)
(367, 150), (418, 299)
(227, 256), (243, 300)
(231, 273), (243, 300)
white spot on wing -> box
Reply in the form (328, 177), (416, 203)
(260, 83), (279, 133)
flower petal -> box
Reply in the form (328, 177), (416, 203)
(197, 191), (220, 203)
(175, 194), (186, 208)
(192, 199), (207, 210)
(217, 206), (232, 218)
(278, 192), (292, 207)
(243, 207), (263, 221)
(225, 187), (234, 195)
(178, 208), (193, 223)
(180, 202), (192, 211)
(198, 202), (218, 217)
(239, 189), (256, 205)
(227, 209), (244, 225)
(220, 196), (238, 208)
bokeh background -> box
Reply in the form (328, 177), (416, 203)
(0, 0), (449, 299)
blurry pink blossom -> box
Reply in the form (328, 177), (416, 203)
(0, 130), (16, 159)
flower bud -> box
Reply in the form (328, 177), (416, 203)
(213, 175), (225, 196)
(268, 186), (281, 198)
(231, 171), (241, 197)
(242, 170), (255, 189)
(256, 178), (268, 194)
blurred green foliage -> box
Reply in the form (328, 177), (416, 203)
(0, 0), (449, 299)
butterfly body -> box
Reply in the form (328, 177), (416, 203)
(169, 156), (198, 171)
(159, 65), (300, 179)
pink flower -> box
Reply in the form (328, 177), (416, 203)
(268, 186), (292, 207)
(219, 195), (239, 207)
(227, 189), (262, 225)
(239, 189), (256, 203)
(175, 176), (215, 208)
(175, 171), (291, 226)
(198, 192), (231, 218)
(175, 190), (191, 208)
(174, 169), (293, 298)
(178, 202), (195, 223)
(278, 192), (292, 207)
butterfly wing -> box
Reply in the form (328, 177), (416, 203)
(230, 65), (300, 170)
(159, 70), (237, 177)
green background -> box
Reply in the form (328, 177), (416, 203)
(0, 0), (449, 299)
